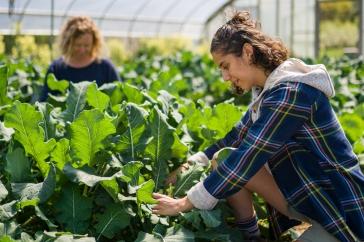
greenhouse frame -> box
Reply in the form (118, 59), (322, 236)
(0, 0), (363, 58)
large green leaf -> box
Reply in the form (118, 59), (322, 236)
(46, 73), (69, 93)
(145, 107), (174, 190)
(182, 211), (202, 230)
(354, 138), (364, 154)
(179, 102), (242, 150)
(136, 227), (194, 242)
(171, 133), (188, 159)
(179, 102), (206, 134)
(339, 113), (364, 143)
(354, 103), (364, 119)
(136, 179), (158, 204)
(206, 103), (242, 139)
(54, 184), (92, 234)
(122, 83), (144, 104)
(51, 138), (71, 170)
(174, 164), (205, 197)
(120, 161), (143, 186)
(11, 164), (56, 203)
(157, 90), (177, 115)
(61, 81), (91, 123)
(0, 65), (11, 106)
(149, 67), (189, 97)
(4, 101), (56, 176)
(63, 163), (121, 187)
(36, 102), (56, 140)
(179, 102), (213, 149)
(86, 83), (110, 112)
(5, 147), (32, 183)
(70, 109), (116, 167)
(100, 179), (119, 201)
(199, 210), (221, 228)
(95, 204), (130, 240)
(115, 103), (148, 161)
(98, 82), (124, 106)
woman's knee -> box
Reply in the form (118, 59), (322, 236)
(245, 166), (290, 217)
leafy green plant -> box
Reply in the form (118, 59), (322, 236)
(0, 52), (363, 241)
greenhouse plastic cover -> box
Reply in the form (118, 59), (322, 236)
(0, 0), (231, 38)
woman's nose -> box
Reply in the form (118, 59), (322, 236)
(222, 70), (230, 81)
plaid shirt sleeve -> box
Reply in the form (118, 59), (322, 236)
(203, 83), (313, 198)
(204, 109), (252, 159)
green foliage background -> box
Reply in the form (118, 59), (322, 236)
(0, 51), (363, 241)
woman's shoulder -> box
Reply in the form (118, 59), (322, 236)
(50, 57), (66, 67)
(47, 57), (66, 73)
(271, 81), (321, 93)
(97, 58), (116, 67)
(264, 82), (323, 106)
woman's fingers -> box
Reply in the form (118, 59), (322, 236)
(152, 206), (161, 213)
(152, 204), (167, 215)
(151, 194), (182, 216)
(152, 193), (168, 213)
(153, 193), (168, 199)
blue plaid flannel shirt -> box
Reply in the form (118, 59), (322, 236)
(203, 82), (364, 241)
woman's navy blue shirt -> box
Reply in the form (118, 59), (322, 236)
(39, 57), (121, 101)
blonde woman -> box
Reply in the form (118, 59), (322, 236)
(40, 16), (120, 101)
(154, 11), (364, 242)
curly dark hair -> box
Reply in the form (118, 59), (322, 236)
(210, 11), (289, 74)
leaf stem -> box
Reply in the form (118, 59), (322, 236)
(22, 215), (35, 227)
(82, 184), (88, 196)
(91, 162), (108, 194)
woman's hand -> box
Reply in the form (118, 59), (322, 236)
(152, 193), (194, 216)
(165, 163), (190, 185)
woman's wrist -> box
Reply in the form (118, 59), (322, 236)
(178, 196), (194, 213)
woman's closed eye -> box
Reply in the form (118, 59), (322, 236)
(219, 64), (229, 72)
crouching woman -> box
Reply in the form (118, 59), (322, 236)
(152, 11), (364, 242)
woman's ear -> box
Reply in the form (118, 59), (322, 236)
(242, 43), (254, 62)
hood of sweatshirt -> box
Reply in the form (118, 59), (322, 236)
(249, 58), (335, 121)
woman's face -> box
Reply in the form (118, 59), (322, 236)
(72, 33), (93, 58)
(212, 45), (263, 93)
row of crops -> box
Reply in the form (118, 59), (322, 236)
(0, 51), (363, 241)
